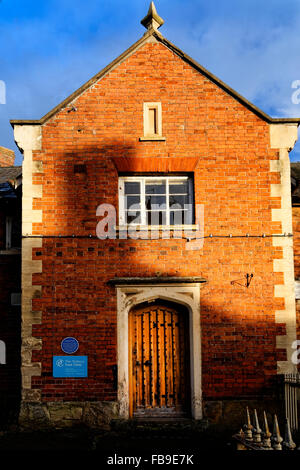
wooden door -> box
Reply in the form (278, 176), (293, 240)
(129, 301), (190, 418)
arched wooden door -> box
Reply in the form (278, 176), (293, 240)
(129, 300), (191, 418)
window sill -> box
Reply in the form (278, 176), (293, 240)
(115, 225), (199, 231)
(139, 136), (166, 141)
(0, 248), (21, 255)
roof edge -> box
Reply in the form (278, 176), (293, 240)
(10, 29), (300, 127)
(157, 34), (300, 125)
(10, 29), (157, 128)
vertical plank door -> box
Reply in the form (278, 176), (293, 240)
(129, 301), (190, 417)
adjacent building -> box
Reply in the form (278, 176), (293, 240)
(0, 149), (21, 426)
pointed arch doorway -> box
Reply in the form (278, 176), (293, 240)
(112, 278), (206, 420)
(129, 300), (190, 418)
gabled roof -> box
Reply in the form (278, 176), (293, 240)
(0, 166), (22, 198)
(10, 23), (300, 127)
(0, 166), (22, 185)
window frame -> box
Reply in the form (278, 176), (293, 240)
(118, 175), (194, 227)
(143, 102), (162, 138)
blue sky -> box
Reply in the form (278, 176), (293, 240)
(1, 0), (300, 164)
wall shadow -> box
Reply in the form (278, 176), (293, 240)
(28, 139), (288, 431)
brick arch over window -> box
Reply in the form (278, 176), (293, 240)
(115, 282), (202, 419)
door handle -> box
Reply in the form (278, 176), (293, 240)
(144, 360), (151, 366)
(136, 361), (141, 366)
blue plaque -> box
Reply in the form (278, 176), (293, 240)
(61, 337), (79, 354)
(53, 356), (88, 378)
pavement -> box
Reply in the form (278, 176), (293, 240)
(0, 424), (234, 454)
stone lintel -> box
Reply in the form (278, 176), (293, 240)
(108, 276), (207, 286)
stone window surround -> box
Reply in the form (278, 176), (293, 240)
(140, 102), (165, 141)
(115, 281), (203, 420)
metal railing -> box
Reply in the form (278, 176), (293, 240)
(233, 407), (297, 451)
(283, 373), (300, 432)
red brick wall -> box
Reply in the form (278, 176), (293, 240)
(0, 147), (15, 167)
(30, 41), (282, 402)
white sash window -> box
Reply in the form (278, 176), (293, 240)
(119, 176), (194, 227)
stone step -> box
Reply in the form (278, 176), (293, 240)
(110, 418), (209, 438)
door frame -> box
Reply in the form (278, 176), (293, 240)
(116, 282), (203, 420)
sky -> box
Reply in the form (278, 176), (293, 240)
(1, 0), (300, 165)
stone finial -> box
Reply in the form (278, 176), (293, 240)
(262, 411), (272, 449)
(283, 417), (296, 450)
(253, 409), (262, 443)
(141, 2), (164, 31)
(272, 415), (283, 450)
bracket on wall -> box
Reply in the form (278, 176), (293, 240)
(231, 273), (253, 288)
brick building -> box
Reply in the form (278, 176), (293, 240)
(10, 4), (300, 428)
(0, 150), (22, 426)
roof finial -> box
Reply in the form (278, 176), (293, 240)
(141, 2), (164, 31)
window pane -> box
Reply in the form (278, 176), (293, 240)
(125, 182), (140, 195)
(145, 180), (166, 195)
(170, 210), (192, 225)
(126, 212), (141, 224)
(126, 196), (141, 209)
(145, 195), (166, 210)
(147, 211), (167, 226)
(170, 210), (185, 226)
(169, 194), (189, 208)
(149, 108), (157, 135)
(169, 181), (188, 194)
